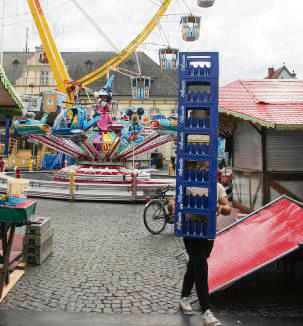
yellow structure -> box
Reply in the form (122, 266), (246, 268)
(27, 0), (71, 100)
(168, 162), (175, 176)
(68, 169), (76, 200)
(27, 0), (172, 103)
(4, 0), (177, 165)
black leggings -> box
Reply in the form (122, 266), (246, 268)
(181, 238), (214, 313)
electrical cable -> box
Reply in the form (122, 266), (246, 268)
(139, 45), (161, 52)
(3, 0), (63, 20)
(158, 22), (170, 45)
(109, 66), (139, 78)
(3, 0), (71, 26)
(176, 0), (185, 13)
(180, 0), (192, 14)
(163, 12), (189, 16)
(142, 42), (167, 47)
(157, 23), (169, 47)
(84, 87), (94, 105)
(115, 65), (141, 77)
(146, 0), (162, 6)
(135, 51), (142, 76)
(160, 20), (181, 23)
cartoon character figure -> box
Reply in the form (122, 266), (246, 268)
(150, 114), (177, 133)
(94, 75), (114, 132)
(66, 108), (78, 127)
(121, 107), (145, 145)
(13, 110), (50, 135)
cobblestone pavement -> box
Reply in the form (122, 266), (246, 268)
(1, 199), (185, 313)
(1, 199), (303, 318)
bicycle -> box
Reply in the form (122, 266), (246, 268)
(143, 185), (175, 235)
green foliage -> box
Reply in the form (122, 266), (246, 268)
(0, 107), (23, 119)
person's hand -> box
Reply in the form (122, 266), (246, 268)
(216, 204), (222, 216)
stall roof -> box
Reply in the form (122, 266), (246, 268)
(219, 80), (303, 129)
(0, 67), (23, 115)
(209, 196), (303, 294)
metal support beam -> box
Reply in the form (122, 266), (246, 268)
(261, 127), (269, 205)
(4, 118), (11, 156)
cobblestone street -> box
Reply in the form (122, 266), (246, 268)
(1, 199), (185, 313)
(0, 199), (303, 320)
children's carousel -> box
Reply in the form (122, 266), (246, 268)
(13, 76), (176, 185)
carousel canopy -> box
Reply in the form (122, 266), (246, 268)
(0, 67), (23, 117)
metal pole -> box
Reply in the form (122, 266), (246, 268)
(132, 147), (135, 170)
(4, 118), (11, 156)
(0, 0), (5, 67)
(69, 169), (76, 201)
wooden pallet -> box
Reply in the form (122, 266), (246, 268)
(0, 266), (25, 303)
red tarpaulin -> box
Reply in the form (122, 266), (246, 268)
(209, 196), (303, 293)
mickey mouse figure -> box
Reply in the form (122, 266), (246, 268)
(123, 107), (145, 144)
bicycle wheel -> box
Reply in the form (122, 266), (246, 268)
(143, 199), (167, 235)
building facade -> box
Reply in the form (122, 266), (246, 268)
(220, 79), (303, 212)
(265, 64), (297, 79)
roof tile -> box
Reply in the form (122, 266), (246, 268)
(219, 80), (303, 128)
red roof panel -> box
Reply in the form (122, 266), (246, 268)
(219, 80), (303, 127)
(209, 197), (303, 293)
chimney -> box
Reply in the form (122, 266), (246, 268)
(267, 67), (274, 78)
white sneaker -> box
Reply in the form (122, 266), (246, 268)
(202, 309), (222, 326)
(179, 297), (193, 312)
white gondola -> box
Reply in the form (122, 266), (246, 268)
(197, 0), (215, 8)
(159, 47), (179, 71)
(180, 16), (201, 42)
(131, 77), (151, 100)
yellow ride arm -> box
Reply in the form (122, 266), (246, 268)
(77, 0), (172, 87)
(28, 0), (172, 101)
(27, 0), (72, 101)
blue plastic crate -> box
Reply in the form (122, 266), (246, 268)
(174, 52), (219, 240)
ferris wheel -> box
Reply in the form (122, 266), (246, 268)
(27, 0), (216, 103)
(11, 0), (217, 164)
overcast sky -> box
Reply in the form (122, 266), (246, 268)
(2, 0), (303, 85)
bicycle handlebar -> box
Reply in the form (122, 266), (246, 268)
(161, 185), (175, 193)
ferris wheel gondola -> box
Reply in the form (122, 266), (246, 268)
(131, 76), (151, 100)
(180, 15), (201, 42)
(159, 47), (179, 71)
(197, 0), (215, 8)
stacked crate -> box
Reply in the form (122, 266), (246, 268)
(23, 217), (53, 265)
(175, 52), (219, 239)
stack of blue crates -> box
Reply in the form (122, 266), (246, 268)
(175, 52), (219, 239)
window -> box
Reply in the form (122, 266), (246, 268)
(145, 79), (151, 87)
(126, 59), (135, 65)
(150, 78), (156, 85)
(85, 60), (94, 71)
(39, 52), (49, 64)
(40, 71), (49, 86)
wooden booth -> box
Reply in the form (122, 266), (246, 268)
(219, 79), (303, 212)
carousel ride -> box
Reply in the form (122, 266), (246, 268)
(14, 73), (176, 184)
(11, 0), (216, 190)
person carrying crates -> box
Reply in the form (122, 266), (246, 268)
(168, 161), (231, 326)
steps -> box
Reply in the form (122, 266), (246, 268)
(24, 217), (53, 265)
